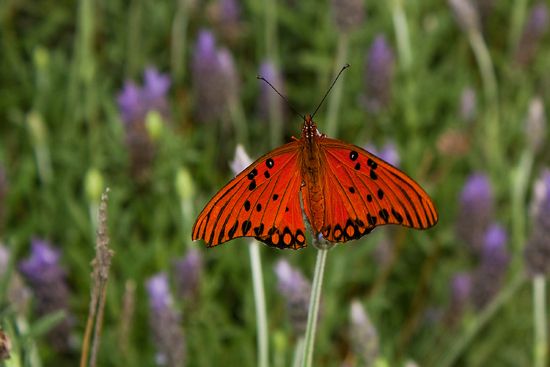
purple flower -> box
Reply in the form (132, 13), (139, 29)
(116, 67), (171, 182)
(455, 173), (494, 253)
(330, 0), (365, 33)
(471, 223), (509, 310)
(362, 35), (394, 114)
(192, 30), (239, 122)
(274, 259), (312, 335)
(349, 300), (379, 365)
(173, 248), (203, 302)
(459, 87), (477, 123)
(364, 142), (400, 167)
(515, 2), (549, 66)
(146, 273), (186, 367)
(116, 67), (171, 125)
(444, 272), (472, 326)
(257, 61), (286, 123)
(220, 0), (241, 26)
(19, 239), (72, 351)
(525, 169), (550, 276)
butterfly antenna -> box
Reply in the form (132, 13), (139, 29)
(311, 63), (350, 119)
(257, 75), (305, 121)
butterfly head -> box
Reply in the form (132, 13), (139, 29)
(302, 114), (322, 140)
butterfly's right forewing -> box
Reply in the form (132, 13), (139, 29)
(192, 141), (308, 249)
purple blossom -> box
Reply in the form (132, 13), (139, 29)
(330, 0), (365, 33)
(257, 61), (286, 123)
(362, 35), (394, 114)
(445, 272), (472, 326)
(173, 248), (203, 302)
(192, 30), (239, 122)
(364, 142), (400, 167)
(116, 67), (171, 182)
(471, 223), (509, 310)
(515, 2), (549, 66)
(525, 169), (550, 275)
(349, 300), (379, 365)
(274, 259), (312, 335)
(19, 239), (72, 351)
(220, 0), (241, 26)
(455, 173), (494, 253)
(116, 67), (171, 125)
(146, 273), (186, 367)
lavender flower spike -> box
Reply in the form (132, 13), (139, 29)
(445, 272), (471, 326)
(173, 248), (203, 302)
(146, 273), (186, 367)
(349, 300), (379, 366)
(192, 30), (235, 122)
(471, 223), (509, 310)
(363, 35), (394, 114)
(257, 61), (286, 123)
(19, 239), (72, 351)
(274, 259), (312, 335)
(455, 173), (493, 253)
(525, 169), (550, 276)
(515, 2), (549, 66)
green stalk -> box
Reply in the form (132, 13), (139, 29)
(301, 247), (329, 367)
(292, 337), (305, 367)
(170, 0), (190, 83)
(467, 29), (500, 172)
(533, 275), (547, 367)
(249, 241), (269, 367)
(508, 0), (528, 55)
(510, 149), (534, 271)
(324, 33), (349, 138)
(391, 0), (413, 72)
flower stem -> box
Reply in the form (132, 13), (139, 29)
(391, 0), (412, 72)
(292, 336), (305, 367)
(467, 29), (500, 173)
(301, 247), (328, 367)
(534, 275), (547, 367)
(249, 241), (269, 367)
(324, 33), (349, 138)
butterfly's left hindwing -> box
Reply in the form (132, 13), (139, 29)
(317, 138), (438, 243)
(192, 141), (308, 249)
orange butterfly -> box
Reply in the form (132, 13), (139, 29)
(192, 113), (438, 249)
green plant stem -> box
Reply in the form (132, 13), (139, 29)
(439, 272), (526, 367)
(391, 0), (412, 72)
(534, 275), (547, 367)
(264, 0), (278, 62)
(249, 241), (269, 367)
(324, 33), (349, 138)
(301, 247), (328, 367)
(510, 149), (534, 271)
(508, 0), (528, 55)
(467, 29), (500, 172)
(171, 0), (190, 83)
(292, 337), (305, 367)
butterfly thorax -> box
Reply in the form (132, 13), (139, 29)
(300, 114), (326, 234)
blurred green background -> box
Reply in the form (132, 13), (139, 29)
(1, 0), (549, 366)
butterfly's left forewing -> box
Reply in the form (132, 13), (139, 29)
(192, 141), (308, 249)
(318, 138), (438, 243)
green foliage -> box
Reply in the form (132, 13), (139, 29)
(0, 0), (549, 366)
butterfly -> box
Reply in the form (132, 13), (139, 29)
(192, 114), (438, 249)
